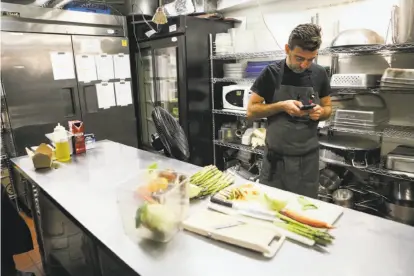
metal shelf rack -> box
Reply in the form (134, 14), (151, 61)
(212, 50), (286, 60)
(359, 166), (414, 181)
(325, 43), (414, 55)
(210, 43), (414, 60)
(214, 140), (265, 155)
(332, 88), (414, 95)
(330, 125), (414, 141)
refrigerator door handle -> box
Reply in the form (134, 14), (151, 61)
(60, 86), (78, 118)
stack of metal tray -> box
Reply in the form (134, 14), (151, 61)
(380, 68), (414, 92)
(332, 107), (389, 131)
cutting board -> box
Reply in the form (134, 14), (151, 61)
(183, 209), (286, 258)
(211, 183), (344, 246)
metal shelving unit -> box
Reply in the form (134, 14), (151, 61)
(214, 140), (264, 155)
(210, 37), (414, 177)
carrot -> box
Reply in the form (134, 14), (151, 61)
(280, 209), (334, 229)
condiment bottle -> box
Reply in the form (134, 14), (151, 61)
(53, 123), (71, 162)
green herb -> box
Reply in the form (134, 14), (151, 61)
(298, 196), (318, 211)
(147, 162), (158, 172)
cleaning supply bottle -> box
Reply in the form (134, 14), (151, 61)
(53, 123), (71, 162)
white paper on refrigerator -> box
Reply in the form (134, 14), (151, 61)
(95, 82), (116, 109)
(75, 55), (98, 82)
(95, 54), (114, 80)
(113, 54), (131, 79)
(114, 81), (133, 106)
(50, 52), (76, 80)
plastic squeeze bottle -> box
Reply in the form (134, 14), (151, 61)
(53, 123), (71, 162)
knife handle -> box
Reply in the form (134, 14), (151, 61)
(210, 196), (233, 208)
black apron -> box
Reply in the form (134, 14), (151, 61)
(259, 60), (320, 198)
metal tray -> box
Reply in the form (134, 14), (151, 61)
(382, 68), (414, 81)
(330, 74), (382, 89)
(386, 146), (414, 173)
(333, 107), (389, 125)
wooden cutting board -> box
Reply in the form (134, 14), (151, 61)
(183, 209), (286, 258)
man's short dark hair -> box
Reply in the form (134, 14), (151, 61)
(288, 23), (322, 52)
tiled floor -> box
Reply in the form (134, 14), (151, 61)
(13, 213), (44, 276)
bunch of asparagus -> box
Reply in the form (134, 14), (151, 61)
(275, 212), (335, 246)
(190, 165), (234, 197)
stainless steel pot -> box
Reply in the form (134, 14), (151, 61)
(332, 189), (354, 208)
(392, 181), (414, 203)
(319, 135), (381, 168)
(386, 202), (414, 226)
(392, 0), (414, 44)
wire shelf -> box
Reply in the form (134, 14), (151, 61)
(212, 50), (286, 60)
(212, 109), (247, 117)
(212, 78), (255, 84)
(214, 140), (264, 155)
(325, 43), (414, 55)
(359, 166), (414, 181)
(330, 125), (414, 140)
(211, 44), (414, 60)
(333, 88), (414, 95)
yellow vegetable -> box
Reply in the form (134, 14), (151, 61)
(148, 177), (169, 192)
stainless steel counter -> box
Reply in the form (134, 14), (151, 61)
(12, 140), (414, 276)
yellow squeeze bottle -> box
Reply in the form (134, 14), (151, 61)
(53, 123), (71, 162)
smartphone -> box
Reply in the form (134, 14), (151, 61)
(300, 104), (315, 111)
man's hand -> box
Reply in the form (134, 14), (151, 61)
(309, 104), (324, 121)
(283, 100), (308, 117)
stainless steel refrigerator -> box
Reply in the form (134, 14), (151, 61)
(1, 3), (138, 158)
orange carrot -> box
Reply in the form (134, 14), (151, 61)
(280, 209), (334, 229)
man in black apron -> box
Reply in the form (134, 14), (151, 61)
(247, 24), (332, 198)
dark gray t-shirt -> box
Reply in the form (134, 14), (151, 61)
(251, 59), (331, 105)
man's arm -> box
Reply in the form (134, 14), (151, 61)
(247, 92), (306, 120)
(319, 96), (332, 121)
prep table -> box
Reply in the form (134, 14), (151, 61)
(11, 140), (414, 276)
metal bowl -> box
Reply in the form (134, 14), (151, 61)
(331, 29), (385, 47)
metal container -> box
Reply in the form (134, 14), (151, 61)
(386, 202), (414, 225)
(392, 0), (414, 44)
(333, 189), (354, 208)
(392, 181), (414, 203)
(125, 0), (158, 16)
(319, 135), (381, 168)
(334, 107), (389, 126)
(330, 29), (385, 47)
(386, 146), (414, 173)
(330, 74), (382, 89)
(193, 0), (217, 13)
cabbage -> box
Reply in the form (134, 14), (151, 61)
(135, 203), (178, 236)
